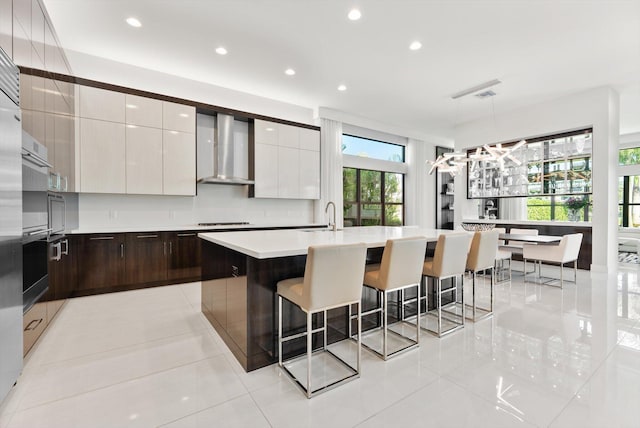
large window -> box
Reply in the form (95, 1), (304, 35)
(619, 148), (640, 166)
(619, 176), (640, 227)
(342, 134), (405, 162)
(527, 195), (591, 221)
(343, 168), (404, 226)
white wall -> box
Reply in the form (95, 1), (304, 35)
(67, 50), (317, 126)
(454, 86), (619, 272)
(77, 184), (314, 230)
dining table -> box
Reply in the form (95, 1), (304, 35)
(499, 233), (562, 244)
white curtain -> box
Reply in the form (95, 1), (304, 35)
(498, 197), (527, 220)
(405, 138), (430, 227)
(313, 119), (344, 228)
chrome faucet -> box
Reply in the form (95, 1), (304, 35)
(325, 201), (337, 231)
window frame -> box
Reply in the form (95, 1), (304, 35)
(343, 167), (405, 227)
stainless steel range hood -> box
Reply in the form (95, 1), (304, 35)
(197, 113), (254, 185)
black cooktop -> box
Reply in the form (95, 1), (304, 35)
(198, 222), (251, 226)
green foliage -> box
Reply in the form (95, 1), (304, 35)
(527, 197), (551, 220)
(343, 168), (403, 226)
(619, 147), (640, 166)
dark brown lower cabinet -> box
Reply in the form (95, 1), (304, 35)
(125, 233), (167, 284)
(166, 231), (201, 281)
(76, 234), (126, 292)
(45, 236), (79, 301)
(74, 231), (201, 295)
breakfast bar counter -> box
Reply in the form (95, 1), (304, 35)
(198, 226), (450, 371)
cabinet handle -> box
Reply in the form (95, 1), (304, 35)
(61, 239), (69, 256)
(169, 242), (173, 254)
(24, 318), (43, 331)
(120, 243), (124, 259)
(62, 176), (68, 192)
(136, 234), (158, 239)
(51, 242), (62, 262)
(177, 233), (196, 237)
(163, 241), (166, 256)
(90, 236), (114, 240)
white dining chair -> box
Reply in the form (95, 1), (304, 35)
(523, 233), (583, 288)
(494, 227), (512, 283)
(500, 228), (539, 255)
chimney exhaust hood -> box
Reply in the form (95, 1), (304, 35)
(197, 113), (254, 185)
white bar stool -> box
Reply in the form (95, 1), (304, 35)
(465, 230), (499, 321)
(277, 242), (367, 398)
(360, 237), (427, 360)
(421, 233), (472, 337)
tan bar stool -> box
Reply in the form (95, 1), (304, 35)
(465, 230), (499, 321)
(361, 236), (427, 360)
(422, 232), (472, 337)
(277, 242), (367, 398)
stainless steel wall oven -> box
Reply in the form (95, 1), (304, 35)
(21, 132), (51, 313)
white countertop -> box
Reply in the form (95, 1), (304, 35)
(67, 222), (326, 234)
(198, 226), (453, 259)
(462, 219), (592, 227)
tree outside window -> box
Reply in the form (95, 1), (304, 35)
(343, 168), (403, 227)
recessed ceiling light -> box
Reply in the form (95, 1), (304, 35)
(215, 46), (227, 55)
(265, 127), (275, 132)
(409, 41), (422, 51)
(285, 68), (296, 76)
(126, 17), (142, 28)
(348, 9), (361, 21)
(338, 84), (347, 91)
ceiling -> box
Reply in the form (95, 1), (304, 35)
(42, 0), (640, 140)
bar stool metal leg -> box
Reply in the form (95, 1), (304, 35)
(306, 312), (312, 398)
(278, 295), (283, 367)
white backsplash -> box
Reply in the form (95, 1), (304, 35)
(77, 184), (315, 229)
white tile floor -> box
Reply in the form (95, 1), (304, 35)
(1, 262), (640, 428)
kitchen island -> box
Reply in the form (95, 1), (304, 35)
(198, 226), (451, 371)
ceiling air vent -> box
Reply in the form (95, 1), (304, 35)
(475, 90), (497, 99)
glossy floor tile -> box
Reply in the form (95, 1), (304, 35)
(1, 266), (639, 427)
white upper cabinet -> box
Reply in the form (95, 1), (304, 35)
(126, 125), (163, 195)
(299, 149), (320, 199)
(253, 143), (278, 198)
(0, 0), (12, 58)
(278, 124), (299, 148)
(277, 147), (299, 198)
(126, 95), (162, 128)
(252, 119), (320, 200)
(79, 86), (125, 122)
(163, 130), (196, 195)
(80, 118), (126, 194)
(299, 128), (320, 151)
(30, 0), (44, 65)
(163, 102), (195, 133)
(254, 119), (278, 145)
(76, 84), (196, 196)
